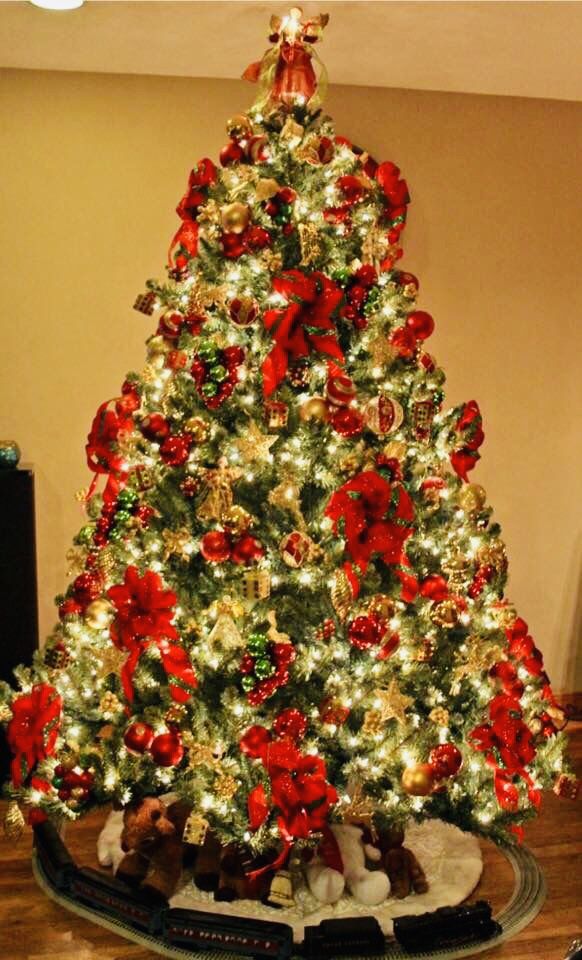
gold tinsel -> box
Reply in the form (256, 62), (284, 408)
(368, 334), (394, 368)
(298, 222), (323, 267)
(429, 706), (450, 727)
(3, 802), (25, 841)
(330, 569), (353, 622)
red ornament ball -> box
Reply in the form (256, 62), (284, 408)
(406, 310), (435, 341)
(231, 534), (264, 566)
(319, 697), (350, 726)
(200, 531), (231, 563)
(140, 413), (170, 443)
(326, 374), (356, 408)
(159, 434), (192, 466)
(229, 297), (258, 327)
(330, 407), (364, 438)
(72, 572), (102, 606)
(390, 326), (417, 359)
(157, 310), (184, 340)
(348, 614), (386, 651)
(273, 708), (307, 742)
(429, 743), (463, 779)
(123, 721), (155, 755)
(220, 141), (244, 166)
(150, 731), (184, 767)
(59, 598), (83, 620)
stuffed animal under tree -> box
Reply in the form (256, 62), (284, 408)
(1, 5), (576, 909)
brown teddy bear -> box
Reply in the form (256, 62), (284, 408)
(377, 825), (428, 899)
(116, 796), (192, 902)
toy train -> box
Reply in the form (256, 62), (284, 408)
(33, 821), (501, 959)
(393, 900), (502, 952)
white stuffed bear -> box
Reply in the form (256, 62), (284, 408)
(305, 823), (391, 906)
(97, 808), (125, 874)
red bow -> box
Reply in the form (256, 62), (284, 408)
(261, 270), (344, 396)
(242, 726), (338, 841)
(168, 158), (216, 270)
(86, 398), (134, 502)
(7, 684), (62, 787)
(107, 565), (197, 704)
(468, 694), (540, 811)
(325, 470), (416, 599)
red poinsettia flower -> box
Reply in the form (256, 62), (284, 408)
(261, 270), (344, 396)
(108, 565), (179, 649)
(7, 684), (62, 787)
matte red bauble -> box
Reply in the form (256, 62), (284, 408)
(150, 731), (184, 767)
(200, 531), (231, 563)
(123, 721), (155, 754)
(429, 743), (463, 779)
(406, 310), (435, 341)
(140, 413), (170, 443)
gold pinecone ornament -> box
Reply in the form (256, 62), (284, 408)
(3, 801), (25, 841)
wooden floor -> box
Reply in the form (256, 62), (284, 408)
(0, 724), (580, 960)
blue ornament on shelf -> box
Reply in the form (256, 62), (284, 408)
(0, 441), (21, 470)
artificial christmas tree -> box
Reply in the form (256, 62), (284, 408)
(1, 5), (576, 917)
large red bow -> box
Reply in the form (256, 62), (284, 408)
(261, 270), (344, 396)
(168, 158), (216, 270)
(242, 726), (338, 841)
(107, 565), (197, 704)
(7, 684), (62, 787)
(468, 693), (540, 811)
(325, 470), (416, 599)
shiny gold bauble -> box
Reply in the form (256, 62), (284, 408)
(401, 763), (435, 796)
(367, 594), (396, 622)
(184, 416), (210, 444)
(458, 483), (487, 513)
(299, 397), (329, 423)
(84, 599), (115, 631)
(430, 599), (459, 629)
(222, 505), (253, 536)
(221, 202), (250, 235)
(226, 113), (253, 140)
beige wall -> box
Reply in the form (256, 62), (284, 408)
(1, 68), (581, 693)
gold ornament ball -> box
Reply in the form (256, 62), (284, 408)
(367, 594), (395, 622)
(84, 599), (114, 631)
(458, 483), (487, 513)
(299, 397), (329, 423)
(185, 416), (210, 444)
(430, 599), (459, 629)
(401, 763), (435, 796)
(226, 113), (253, 140)
(221, 202), (250, 235)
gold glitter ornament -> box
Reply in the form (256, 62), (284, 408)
(330, 568), (353, 622)
(430, 599), (460, 629)
(383, 440), (407, 461)
(166, 703), (187, 726)
(84, 599), (115, 631)
(255, 178), (281, 201)
(66, 547), (87, 578)
(197, 458), (242, 523)
(441, 549), (471, 592)
(214, 773), (238, 801)
(184, 416), (210, 444)
(241, 569), (271, 601)
(0, 703), (12, 723)
(268, 477), (305, 530)
(261, 249), (284, 273)
(362, 709), (384, 737)
(226, 113), (253, 140)
(162, 527), (194, 562)
(414, 638), (436, 662)
(477, 540), (507, 574)
(373, 680), (413, 725)
(234, 420), (278, 462)
(221, 504), (253, 536)
(429, 706), (450, 727)
(458, 483), (487, 514)
(3, 802), (25, 841)
(221, 202), (250, 235)
(299, 397), (329, 422)
(299, 222), (323, 267)
(280, 117), (304, 146)
(97, 645), (127, 680)
(339, 449), (363, 476)
(367, 594), (396, 622)
(99, 691), (122, 716)
(402, 764), (435, 797)
(183, 813), (209, 846)
(368, 334), (395, 368)
(95, 546), (117, 581)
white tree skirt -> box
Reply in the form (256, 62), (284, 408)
(171, 820), (483, 942)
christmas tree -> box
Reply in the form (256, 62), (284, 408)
(1, 7), (575, 899)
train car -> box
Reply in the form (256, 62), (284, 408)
(303, 916), (385, 958)
(163, 906), (294, 959)
(70, 866), (163, 935)
(33, 821), (76, 892)
(393, 900), (501, 952)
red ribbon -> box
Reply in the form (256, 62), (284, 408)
(450, 400), (484, 482)
(325, 470), (416, 599)
(7, 685), (62, 787)
(262, 270), (344, 396)
(107, 566), (197, 704)
(468, 694), (540, 811)
(85, 398), (134, 502)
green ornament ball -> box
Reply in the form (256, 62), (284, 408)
(202, 382), (218, 398)
(197, 342), (219, 363)
(254, 657), (275, 680)
(209, 364), (228, 383)
(241, 675), (255, 693)
(108, 527), (125, 543)
(52, 776), (63, 789)
(117, 488), (138, 509)
(114, 509), (132, 526)
(247, 633), (268, 656)
(0, 441), (21, 470)
(76, 524), (95, 546)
